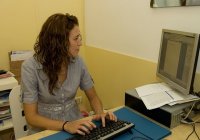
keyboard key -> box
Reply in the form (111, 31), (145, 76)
(66, 119), (135, 140)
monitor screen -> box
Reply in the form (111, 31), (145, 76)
(157, 29), (200, 95)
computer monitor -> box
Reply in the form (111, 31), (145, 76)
(157, 29), (200, 95)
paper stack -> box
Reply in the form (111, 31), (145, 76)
(136, 83), (200, 110)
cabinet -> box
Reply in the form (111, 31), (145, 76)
(0, 77), (18, 131)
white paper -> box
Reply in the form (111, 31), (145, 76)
(135, 82), (199, 110)
(168, 91), (200, 106)
(136, 84), (162, 96)
(0, 77), (18, 91)
(141, 91), (173, 110)
(10, 50), (33, 61)
(136, 82), (171, 97)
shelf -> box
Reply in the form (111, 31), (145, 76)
(0, 102), (10, 108)
(0, 118), (13, 131)
(0, 77), (18, 132)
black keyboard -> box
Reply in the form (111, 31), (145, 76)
(66, 119), (135, 140)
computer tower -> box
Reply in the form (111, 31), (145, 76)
(125, 89), (194, 128)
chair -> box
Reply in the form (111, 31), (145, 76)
(9, 85), (29, 139)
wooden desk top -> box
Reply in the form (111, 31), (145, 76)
(166, 122), (200, 140)
(19, 106), (200, 140)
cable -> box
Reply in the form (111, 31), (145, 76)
(194, 117), (200, 123)
(184, 119), (200, 140)
(194, 121), (200, 140)
(185, 123), (200, 140)
(193, 123), (200, 140)
(180, 102), (200, 140)
(186, 124), (195, 140)
(182, 102), (196, 120)
(181, 102), (196, 125)
(181, 112), (200, 125)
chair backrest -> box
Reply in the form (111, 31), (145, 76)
(9, 85), (29, 139)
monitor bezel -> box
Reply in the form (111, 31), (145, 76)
(156, 29), (200, 95)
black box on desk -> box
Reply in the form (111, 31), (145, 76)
(125, 89), (194, 128)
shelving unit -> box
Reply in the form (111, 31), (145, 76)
(0, 77), (18, 132)
(0, 119), (13, 131)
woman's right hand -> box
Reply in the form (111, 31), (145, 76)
(63, 117), (96, 135)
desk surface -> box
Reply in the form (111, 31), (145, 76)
(19, 106), (200, 140)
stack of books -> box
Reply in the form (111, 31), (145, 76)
(0, 90), (11, 125)
(0, 70), (13, 79)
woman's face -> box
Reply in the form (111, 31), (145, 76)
(68, 25), (82, 57)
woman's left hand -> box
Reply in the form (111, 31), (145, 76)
(92, 111), (117, 127)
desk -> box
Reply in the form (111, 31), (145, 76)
(19, 106), (200, 140)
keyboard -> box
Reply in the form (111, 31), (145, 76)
(66, 119), (135, 140)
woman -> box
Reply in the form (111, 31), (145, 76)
(21, 13), (117, 135)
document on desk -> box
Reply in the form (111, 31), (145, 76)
(167, 90), (200, 106)
(141, 92), (173, 110)
(136, 83), (171, 97)
(136, 83), (200, 109)
(136, 83), (173, 110)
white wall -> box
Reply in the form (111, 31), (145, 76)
(85, 0), (200, 72)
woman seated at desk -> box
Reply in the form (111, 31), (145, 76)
(21, 13), (117, 136)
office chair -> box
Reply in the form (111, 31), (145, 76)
(9, 85), (29, 139)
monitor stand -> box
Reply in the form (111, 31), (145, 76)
(125, 89), (196, 128)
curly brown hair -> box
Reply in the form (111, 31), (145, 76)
(33, 13), (79, 94)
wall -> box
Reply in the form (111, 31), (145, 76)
(84, 0), (200, 109)
(85, 0), (200, 71)
(84, 46), (200, 109)
(85, 46), (158, 109)
(0, 0), (85, 70)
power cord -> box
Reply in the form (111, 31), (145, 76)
(181, 120), (200, 140)
(186, 122), (200, 140)
(180, 102), (200, 140)
(181, 102), (196, 122)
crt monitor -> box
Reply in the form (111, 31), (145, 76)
(157, 29), (200, 95)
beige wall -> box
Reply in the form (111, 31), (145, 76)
(0, 0), (85, 70)
(84, 46), (200, 110)
(84, 46), (158, 109)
